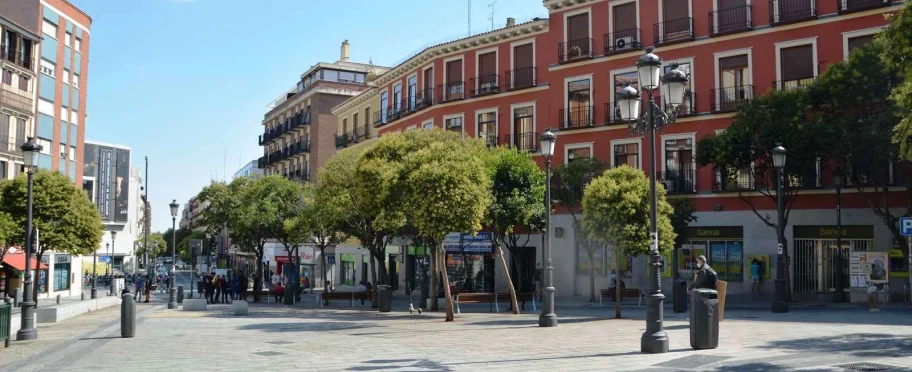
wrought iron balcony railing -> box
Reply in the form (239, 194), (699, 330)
(709, 5), (753, 36)
(559, 106), (594, 130)
(654, 17), (694, 45)
(558, 38), (593, 63)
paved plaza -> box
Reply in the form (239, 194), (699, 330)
(2, 295), (912, 371)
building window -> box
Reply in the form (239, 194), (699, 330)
(393, 83), (402, 113)
(407, 75), (417, 111)
(445, 116), (463, 133)
(778, 43), (815, 89)
(663, 61), (693, 115)
(422, 120), (433, 130)
(511, 106), (535, 151)
(567, 146), (592, 163)
(717, 54), (751, 111)
(18, 75), (28, 91)
(1, 69), (11, 85)
(64, 32), (72, 47)
(380, 91), (389, 123)
(663, 138), (695, 193)
(476, 51), (497, 95)
(564, 12), (591, 60)
(42, 20), (57, 37)
(611, 71), (637, 122)
(847, 34), (874, 56)
(75, 38), (81, 52)
(445, 59), (464, 100)
(566, 78), (591, 128)
(614, 143), (639, 168)
(511, 43), (535, 89)
(340, 254), (356, 286)
(477, 112), (497, 147)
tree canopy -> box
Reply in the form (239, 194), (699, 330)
(136, 233), (168, 258)
(878, 2), (912, 161)
(0, 211), (16, 261)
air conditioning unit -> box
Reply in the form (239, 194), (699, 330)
(60, 152), (67, 158)
(615, 37), (634, 51)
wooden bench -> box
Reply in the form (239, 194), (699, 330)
(599, 288), (642, 306)
(454, 292), (536, 314)
(320, 292), (373, 308)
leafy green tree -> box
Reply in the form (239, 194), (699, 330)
(178, 230), (207, 263)
(300, 186), (349, 291)
(485, 147), (545, 314)
(805, 42), (911, 260)
(878, 2), (912, 161)
(551, 157), (606, 302)
(0, 170), (104, 301)
(0, 211), (16, 262)
(268, 179), (307, 284)
(135, 233), (168, 269)
(396, 130), (491, 321)
(696, 89), (828, 298)
(583, 166), (676, 318)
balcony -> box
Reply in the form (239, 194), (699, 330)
(387, 104), (404, 121)
(505, 132), (537, 152)
(373, 110), (389, 127)
(505, 67), (537, 91)
(0, 86), (34, 116)
(711, 85), (754, 113)
(260, 110), (310, 146)
(604, 102), (626, 125)
(838, 0), (890, 13)
(657, 169), (696, 194)
(713, 168), (755, 192)
(769, 0), (817, 26)
(709, 6), (753, 36)
(664, 92), (697, 118)
(415, 88), (434, 110)
(257, 156), (266, 169)
(291, 168), (311, 182)
(470, 74), (500, 97)
(0, 47), (33, 71)
(336, 133), (351, 148)
(481, 133), (499, 149)
(603, 28), (642, 56)
(438, 82), (465, 102)
(559, 106), (594, 130)
(558, 38), (593, 64)
(771, 77), (816, 91)
(654, 17), (694, 45)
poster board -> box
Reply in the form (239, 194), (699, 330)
(850, 251), (889, 289)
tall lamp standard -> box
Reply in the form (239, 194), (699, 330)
(16, 137), (42, 341)
(617, 47), (689, 354)
(168, 200), (179, 309)
(109, 230), (117, 296)
(832, 167), (846, 302)
(539, 129), (557, 327)
(771, 145), (789, 313)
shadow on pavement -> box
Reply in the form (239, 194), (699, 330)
(237, 321), (376, 333)
(757, 332), (912, 358)
(347, 358), (452, 371)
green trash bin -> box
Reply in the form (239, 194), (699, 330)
(690, 289), (719, 350)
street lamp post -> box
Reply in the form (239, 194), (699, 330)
(617, 47), (689, 354)
(110, 230), (117, 296)
(168, 200), (179, 309)
(772, 145), (789, 313)
(16, 137), (42, 341)
(539, 129), (557, 328)
(833, 167), (846, 303)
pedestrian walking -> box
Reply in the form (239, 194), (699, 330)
(135, 277), (144, 301)
(231, 275), (240, 300)
(220, 276), (229, 303)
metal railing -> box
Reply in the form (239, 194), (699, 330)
(603, 28), (642, 55)
(559, 106), (594, 129)
(769, 0), (817, 25)
(336, 133), (351, 148)
(772, 77), (817, 91)
(709, 5), (753, 36)
(416, 88), (434, 110)
(481, 132), (499, 148)
(657, 169), (696, 194)
(438, 82), (465, 102)
(713, 168), (755, 192)
(558, 38), (593, 63)
(506, 132), (537, 152)
(663, 92), (697, 118)
(838, 0), (890, 13)
(471, 74), (500, 97)
(604, 102), (626, 125)
(654, 17), (694, 45)
(711, 85), (754, 113)
(0, 47), (33, 70)
(506, 67), (537, 90)
(373, 110), (389, 126)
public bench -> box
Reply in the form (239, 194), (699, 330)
(599, 288), (642, 306)
(454, 292), (536, 314)
(319, 292), (373, 308)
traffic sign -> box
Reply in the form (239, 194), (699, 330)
(900, 217), (912, 236)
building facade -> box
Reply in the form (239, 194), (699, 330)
(233, 159), (264, 179)
(0, 2), (40, 181)
(338, 2), (907, 299)
(258, 40), (389, 182)
(36, 0), (89, 183)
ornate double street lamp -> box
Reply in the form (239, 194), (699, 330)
(617, 47), (689, 354)
(16, 137), (42, 341)
(539, 129), (557, 327)
(772, 145), (789, 313)
(168, 200), (179, 309)
(833, 167), (846, 303)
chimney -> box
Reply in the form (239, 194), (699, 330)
(506, 17), (516, 27)
(340, 40), (350, 62)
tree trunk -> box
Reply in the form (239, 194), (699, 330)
(254, 252), (263, 303)
(587, 248), (596, 302)
(615, 246), (622, 319)
(370, 253), (379, 308)
(319, 247), (327, 290)
(438, 243), (455, 321)
(496, 242), (519, 314)
(783, 239), (792, 302)
(430, 246), (439, 311)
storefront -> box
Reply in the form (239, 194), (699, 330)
(339, 253), (356, 286)
(1, 251), (49, 298)
(793, 225), (873, 294)
(443, 233), (495, 293)
(52, 254), (72, 292)
(676, 227), (744, 283)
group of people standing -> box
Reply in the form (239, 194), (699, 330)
(200, 273), (253, 304)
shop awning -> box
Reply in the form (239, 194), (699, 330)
(2, 254), (49, 271)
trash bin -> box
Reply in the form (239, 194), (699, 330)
(378, 285), (392, 313)
(673, 280), (687, 313)
(690, 289), (720, 350)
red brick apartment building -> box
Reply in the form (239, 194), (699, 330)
(334, 0), (907, 299)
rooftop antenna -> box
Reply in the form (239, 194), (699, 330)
(487, 0), (497, 31)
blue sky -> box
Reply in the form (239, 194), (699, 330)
(72, 0), (547, 232)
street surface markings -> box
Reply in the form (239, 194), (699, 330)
(253, 351), (287, 357)
(835, 362), (902, 371)
(653, 355), (732, 369)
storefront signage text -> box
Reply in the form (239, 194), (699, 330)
(683, 227), (743, 240)
(794, 225), (874, 239)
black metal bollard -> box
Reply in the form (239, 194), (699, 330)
(56, 294), (62, 304)
(177, 286), (184, 304)
(121, 294), (135, 338)
(81, 292), (85, 301)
